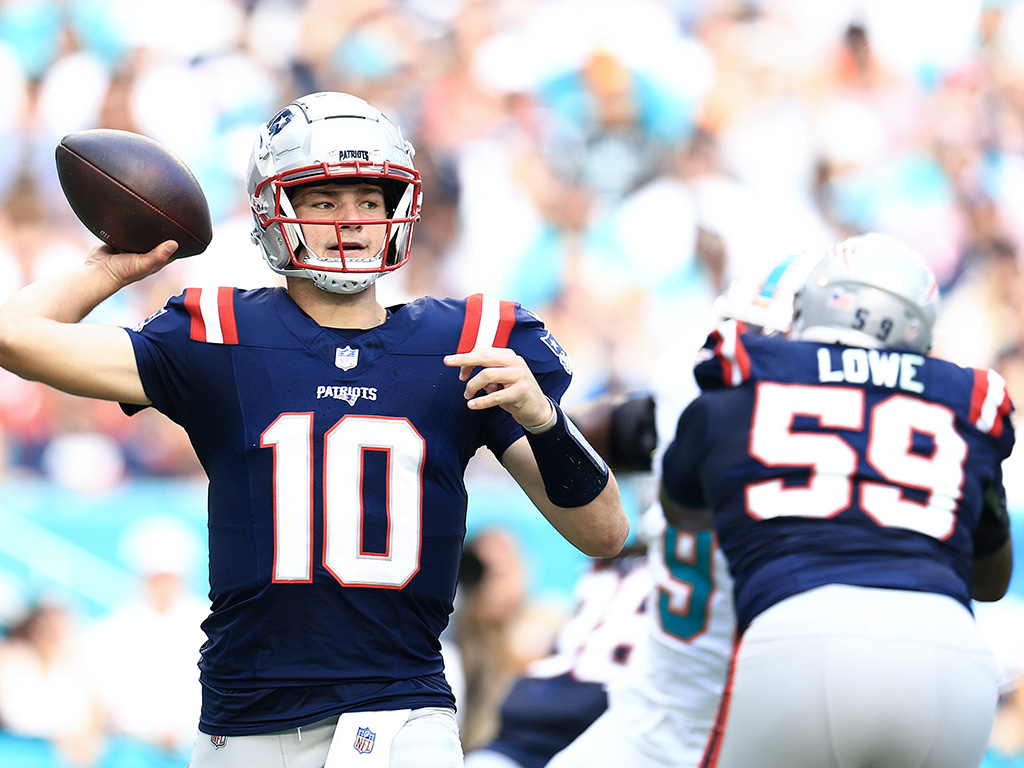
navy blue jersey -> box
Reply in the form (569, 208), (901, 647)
(482, 675), (609, 768)
(123, 288), (572, 735)
(661, 320), (1015, 635)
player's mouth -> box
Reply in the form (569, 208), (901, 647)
(314, 243), (363, 260)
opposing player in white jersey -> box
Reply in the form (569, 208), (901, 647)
(463, 545), (651, 768)
(546, 252), (817, 768)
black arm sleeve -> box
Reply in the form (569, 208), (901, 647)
(609, 394), (657, 473)
(974, 482), (1012, 557)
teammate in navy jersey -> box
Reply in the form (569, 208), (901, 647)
(660, 233), (1015, 768)
(0, 92), (628, 767)
(543, 252), (817, 768)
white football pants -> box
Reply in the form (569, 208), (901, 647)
(704, 585), (998, 768)
(188, 706), (463, 768)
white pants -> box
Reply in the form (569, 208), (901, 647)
(706, 585), (998, 768)
(189, 707), (463, 768)
(546, 679), (715, 768)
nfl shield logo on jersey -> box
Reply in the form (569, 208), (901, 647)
(210, 735), (227, 749)
(353, 726), (376, 754)
(335, 346), (359, 371)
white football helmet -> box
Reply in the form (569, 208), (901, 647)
(713, 250), (820, 335)
(247, 92), (421, 294)
(790, 233), (939, 353)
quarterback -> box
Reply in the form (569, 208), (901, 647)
(0, 92), (628, 767)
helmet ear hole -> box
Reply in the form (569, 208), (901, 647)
(382, 180), (404, 218)
(384, 183), (417, 269)
(276, 189), (310, 268)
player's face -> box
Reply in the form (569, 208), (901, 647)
(290, 181), (389, 264)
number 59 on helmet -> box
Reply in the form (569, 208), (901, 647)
(789, 233), (939, 354)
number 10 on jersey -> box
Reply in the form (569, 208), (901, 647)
(262, 413), (426, 588)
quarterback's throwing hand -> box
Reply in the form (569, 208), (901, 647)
(444, 348), (554, 429)
(85, 240), (179, 288)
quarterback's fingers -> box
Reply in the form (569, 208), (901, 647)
(465, 386), (517, 411)
(444, 348), (521, 383)
(458, 359), (532, 399)
(444, 348), (549, 422)
(463, 367), (528, 399)
(441, 353), (475, 381)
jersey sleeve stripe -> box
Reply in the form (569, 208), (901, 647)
(456, 293), (484, 353)
(198, 287), (226, 344)
(184, 287), (207, 342)
(996, 389), (1014, 437)
(968, 369), (985, 424)
(713, 320), (752, 387)
(184, 287), (239, 346)
(970, 368), (1011, 438)
(457, 294), (515, 351)
(710, 329), (731, 385)
(733, 322), (752, 383)
(492, 300), (516, 348)
(217, 287), (239, 344)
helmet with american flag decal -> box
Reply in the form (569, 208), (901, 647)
(790, 233), (939, 353)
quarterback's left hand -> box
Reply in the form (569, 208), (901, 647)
(444, 348), (554, 429)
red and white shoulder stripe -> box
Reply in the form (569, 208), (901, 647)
(968, 367), (1013, 439)
(457, 293), (516, 352)
(709, 320), (752, 387)
(183, 287), (239, 345)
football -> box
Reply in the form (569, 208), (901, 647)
(55, 128), (213, 258)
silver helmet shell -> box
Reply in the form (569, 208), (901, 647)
(790, 233), (939, 353)
(247, 92), (421, 294)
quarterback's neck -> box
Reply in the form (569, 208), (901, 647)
(286, 278), (385, 329)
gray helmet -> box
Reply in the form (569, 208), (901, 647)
(246, 92), (421, 294)
(790, 233), (939, 353)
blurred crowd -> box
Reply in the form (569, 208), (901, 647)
(2, 0), (1024, 765)
(0, 514), (208, 767)
(2, 0), (1024, 488)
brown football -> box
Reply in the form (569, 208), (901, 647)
(55, 128), (213, 258)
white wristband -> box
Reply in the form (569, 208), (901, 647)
(523, 397), (558, 434)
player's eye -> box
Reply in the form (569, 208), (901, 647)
(293, 196), (327, 210)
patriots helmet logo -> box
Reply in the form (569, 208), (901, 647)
(266, 107), (295, 138)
